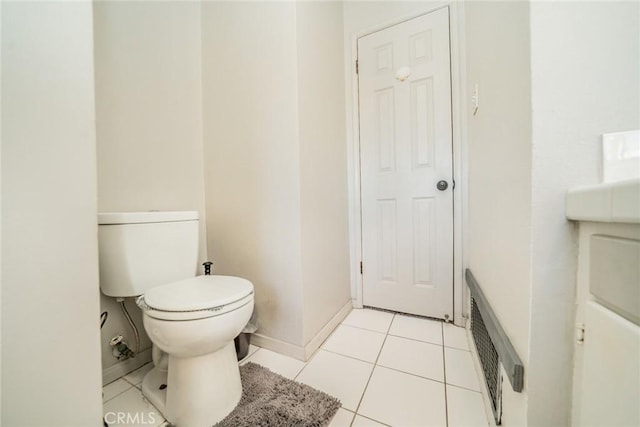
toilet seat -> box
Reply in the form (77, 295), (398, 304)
(137, 275), (254, 321)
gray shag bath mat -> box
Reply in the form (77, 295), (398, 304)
(215, 362), (341, 427)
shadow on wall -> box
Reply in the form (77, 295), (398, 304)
(100, 294), (152, 385)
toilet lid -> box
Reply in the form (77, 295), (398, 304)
(143, 275), (253, 312)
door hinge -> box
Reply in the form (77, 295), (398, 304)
(576, 323), (585, 344)
(356, 59), (359, 75)
(360, 261), (363, 275)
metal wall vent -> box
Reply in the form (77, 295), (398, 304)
(466, 269), (525, 425)
(471, 295), (502, 423)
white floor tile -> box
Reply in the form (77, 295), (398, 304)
(239, 344), (260, 364)
(246, 344), (260, 358)
(444, 323), (470, 350)
(352, 414), (388, 426)
(103, 379), (133, 402)
(445, 347), (481, 391)
(296, 349), (374, 411)
(388, 315), (443, 345)
(377, 335), (444, 382)
(245, 348), (306, 379)
(342, 309), (394, 333)
(322, 324), (386, 363)
(103, 387), (165, 426)
(100, 317), (486, 427)
(446, 385), (489, 427)
(123, 363), (153, 387)
(328, 408), (355, 427)
(358, 366), (446, 427)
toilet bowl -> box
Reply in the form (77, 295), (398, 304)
(97, 211), (255, 427)
(137, 275), (253, 426)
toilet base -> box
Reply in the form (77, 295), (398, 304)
(143, 341), (242, 427)
(141, 367), (168, 417)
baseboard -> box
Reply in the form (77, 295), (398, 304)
(252, 300), (353, 362)
(304, 300), (352, 360)
(251, 334), (307, 361)
(102, 347), (152, 386)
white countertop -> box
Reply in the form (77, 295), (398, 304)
(566, 179), (640, 223)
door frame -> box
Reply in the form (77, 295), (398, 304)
(346, 2), (469, 326)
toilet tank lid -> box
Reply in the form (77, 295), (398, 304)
(98, 211), (198, 225)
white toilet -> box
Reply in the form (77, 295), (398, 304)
(98, 211), (254, 427)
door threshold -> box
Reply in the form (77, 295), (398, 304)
(363, 305), (453, 323)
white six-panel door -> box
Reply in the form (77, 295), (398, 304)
(358, 8), (453, 319)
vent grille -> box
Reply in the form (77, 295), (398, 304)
(471, 296), (502, 424)
(466, 269), (524, 425)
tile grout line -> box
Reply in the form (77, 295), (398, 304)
(122, 377), (140, 387)
(255, 312), (475, 425)
(369, 360), (448, 388)
(292, 360), (308, 381)
(320, 320), (474, 384)
(354, 413), (393, 427)
(319, 347), (379, 365)
(442, 322), (449, 427)
(294, 315), (388, 382)
(239, 347), (260, 366)
(446, 382), (483, 394)
(344, 314), (455, 344)
(342, 320), (461, 349)
(102, 386), (133, 404)
(385, 331), (443, 347)
(350, 314), (396, 427)
(293, 313), (374, 382)
(341, 322), (391, 335)
(103, 375), (142, 403)
(103, 382), (166, 426)
(247, 348), (308, 381)
(293, 326), (335, 382)
(294, 345), (485, 393)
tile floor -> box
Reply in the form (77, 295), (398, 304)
(102, 308), (490, 426)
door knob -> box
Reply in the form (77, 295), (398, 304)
(437, 180), (448, 191)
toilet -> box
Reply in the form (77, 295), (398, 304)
(98, 211), (254, 427)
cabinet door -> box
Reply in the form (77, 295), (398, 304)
(578, 301), (640, 426)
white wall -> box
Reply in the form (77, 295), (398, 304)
(202, 2), (350, 352)
(343, 1), (447, 37)
(464, 2), (532, 424)
(94, 0), (206, 257)
(202, 2), (304, 347)
(465, 1), (640, 425)
(528, 2), (640, 425)
(1, 2), (102, 424)
(296, 1), (351, 345)
(93, 1), (206, 379)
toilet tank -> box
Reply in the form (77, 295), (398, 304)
(98, 211), (199, 297)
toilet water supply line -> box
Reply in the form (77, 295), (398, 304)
(117, 297), (140, 358)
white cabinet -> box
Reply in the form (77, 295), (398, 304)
(579, 302), (639, 426)
(567, 180), (640, 426)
